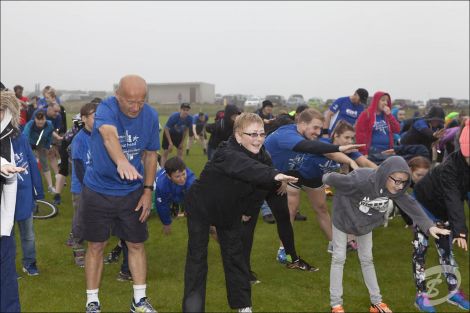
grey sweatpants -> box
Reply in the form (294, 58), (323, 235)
(71, 193), (82, 239)
(330, 225), (382, 307)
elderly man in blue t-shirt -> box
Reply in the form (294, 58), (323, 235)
(81, 75), (160, 313)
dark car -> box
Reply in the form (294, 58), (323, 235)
(265, 95), (286, 106)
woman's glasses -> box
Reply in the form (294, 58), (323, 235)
(242, 132), (266, 138)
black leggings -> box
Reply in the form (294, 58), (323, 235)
(241, 189), (297, 272)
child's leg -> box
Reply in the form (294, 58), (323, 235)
(434, 229), (458, 292)
(356, 231), (382, 305)
(412, 226), (429, 294)
(17, 215), (37, 268)
(330, 225), (348, 307)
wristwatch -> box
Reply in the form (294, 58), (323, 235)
(143, 185), (154, 191)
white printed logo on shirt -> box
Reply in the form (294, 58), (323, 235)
(118, 130), (141, 161)
(358, 196), (390, 215)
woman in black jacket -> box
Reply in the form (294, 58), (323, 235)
(205, 104), (241, 160)
(411, 119), (469, 312)
(182, 113), (298, 313)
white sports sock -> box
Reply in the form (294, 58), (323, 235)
(86, 289), (99, 305)
(133, 284), (147, 303)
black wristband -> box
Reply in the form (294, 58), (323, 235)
(322, 128), (329, 135)
(143, 185), (154, 191)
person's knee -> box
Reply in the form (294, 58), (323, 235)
(87, 242), (106, 255)
(126, 241), (144, 252)
(331, 251), (346, 265)
(314, 203), (329, 215)
(358, 251), (374, 265)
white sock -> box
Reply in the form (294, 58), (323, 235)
(133, 284), (147, 303)
(86, 289), (99, 305)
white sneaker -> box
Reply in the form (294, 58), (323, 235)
(238, 307), (252, 313)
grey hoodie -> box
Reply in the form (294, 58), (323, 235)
(323, 156), (435, 236)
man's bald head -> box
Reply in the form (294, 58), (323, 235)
(115, 75), (148, 118)
(116, 75), (148, 98)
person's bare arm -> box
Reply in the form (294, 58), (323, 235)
(324, 152), (359, 170)
(355, 155), (378, 169)
(180, 129), (189, 149)
(99, 124), (142, 180)
(192, 124), (199, 141)
(135, 150), (157, 222)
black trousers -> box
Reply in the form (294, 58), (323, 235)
(182, 215), (251, 312)
(241, 191), (297, 272)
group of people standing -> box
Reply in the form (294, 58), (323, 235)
(1, 78), (468, 313)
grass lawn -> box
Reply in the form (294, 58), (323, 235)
(14, 113), (469, 312)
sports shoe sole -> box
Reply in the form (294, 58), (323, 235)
(446, 299), (469, 310)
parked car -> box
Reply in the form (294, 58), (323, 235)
(244, 96), (263, 108)
(222, 94), (247, 107)
(455, 99), (469, 108)
(215, 93), (223, 105)
(265, 95), (286, 106)
(287, 94), (306, 107)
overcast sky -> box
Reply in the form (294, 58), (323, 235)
(1, 1), (469, 101)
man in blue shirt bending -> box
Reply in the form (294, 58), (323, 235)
(81, 75), (160, 313)
(323, 88), (369, 137)
(161, 103), (192, 167)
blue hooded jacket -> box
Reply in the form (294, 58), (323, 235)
(12, 134), (45, 221)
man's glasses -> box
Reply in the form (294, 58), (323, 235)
(242, 132), (266, 138)
(388, 176), (408, 186)
(118, 96), (145, 106)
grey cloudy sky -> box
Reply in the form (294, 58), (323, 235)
(1, 1), (469, 101)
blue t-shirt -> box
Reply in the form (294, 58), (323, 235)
(12, 134), (45, 221)
(166, 112), (192, 135)
(71, 129), (92, 194)
(328, 96), (364, 133)
(47, 113), (62, 131)
(154, 168), (196, 225)
(298, 138), (362, 179)
(370, 113), (390, 152)
(264, 124), (306, 173)
(192, 114), (208, 127)
(413, 118), (441, 133)
(84, 96), (160, 196)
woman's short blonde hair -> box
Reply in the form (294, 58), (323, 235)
(1, 91), (21, 129)
(233, 113), (264, 133)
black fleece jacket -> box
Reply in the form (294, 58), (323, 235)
(414, 151), (469, 239)
(184, 136), (280, 228)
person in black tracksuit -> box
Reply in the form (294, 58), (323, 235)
(411, 136), (469, 311)
(182, 113), (300, 313)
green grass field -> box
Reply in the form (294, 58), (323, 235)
(14, 111), (469, 312)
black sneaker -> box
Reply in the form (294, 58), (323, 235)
(186, 149), (189, 156)
(248, 271), (261, 285)
(53, 193), (61, 205)
(104, 246), (122, 264)
(262, 214), (276, 224)
(294, 212), (307, 221)
(116, 271), (133, 282)
(203, 148), (207, 155)
(286, 258), (319, 272)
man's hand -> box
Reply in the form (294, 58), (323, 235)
(381, 149), (395, 156)
(339, 144), (365, 153)
(453, 237), (468, 251)
(167, 142), (174, 153)
(162, 224), (172, 236)
(241, 215), (251, 222)
(276, 181), (288, 195)
(135, 189), (153, 223)
(429, 226), (451, 239)
(117, 159), (143, 180)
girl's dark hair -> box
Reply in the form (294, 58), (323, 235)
(164, 156), (186, 176)
(331, 120), (355, 139)
(407, 156), (431, 170)
(80, 101), (98, 117)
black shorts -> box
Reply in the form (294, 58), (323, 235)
(80, 186), (148, 243)
(195, 124), (204, 136)
(162, 131), (183, 149)
(189, 127), (194, 137)
(285, 170), (324, 189)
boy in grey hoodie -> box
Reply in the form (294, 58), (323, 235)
(323, 156), (450, 313)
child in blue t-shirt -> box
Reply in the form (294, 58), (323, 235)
(67, 101), (98, 267)
(13, 133), (45, 276)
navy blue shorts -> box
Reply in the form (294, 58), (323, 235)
(80, 186), (148, 243)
